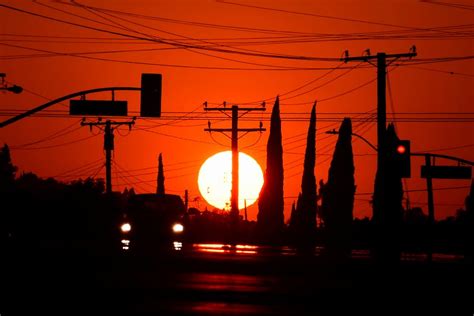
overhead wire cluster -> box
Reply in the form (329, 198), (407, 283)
(1, 1), (472, 212)
(0, 1), (473, 71)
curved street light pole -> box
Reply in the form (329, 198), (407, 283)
(0, 86), (141, 128)
(325, 129), (378, 152)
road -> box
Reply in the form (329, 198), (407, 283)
(3, 243), (472, 315)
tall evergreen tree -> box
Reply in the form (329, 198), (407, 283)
(257, 97), (284, 242)
(0, 144), (17, 192)
(157, 153), (165, 195)
(289, 103), (317, 241)
(320, 118), (355, 259)
(289, 201), (296, 226)
(372, 123), (403, 262)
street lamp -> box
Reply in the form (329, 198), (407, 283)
(326, 129), (412, 178)
(325, 129), (377, 151)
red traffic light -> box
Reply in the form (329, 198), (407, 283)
(397, 144), (406, 154)
(392, 140), (411, 178)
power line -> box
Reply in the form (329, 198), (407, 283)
(57, 0), (315, 36)
(55, 1), (474, 39)
(10, 119), (81, 149)
(405, 65), (474, 78)
(70, 2), (302, 70)
(0, 4), (344, 62)
(280, 62), (363, 102)
(89, 163), (105, 179)
(3, 26), (473, 44)
(217, 0), (473, 37)
(135, 127), (216, 145)
(280, 77), (377, 105)
(0, 41), (349, 71)
(419, 143), (474, 153)
(9, 134), (98, 150)
(2, 111), (473, 123)
(420, 0), (474, 11)
(113, 161), (150, 192)
(355, 185), (471, 196)
(52, 158), (104, 178)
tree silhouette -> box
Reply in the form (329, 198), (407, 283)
(463, 179), (473, 261)
(157, 153), (165, 195)
(257, 96), (284, 242)
(372, 123), (403, 262)
(465, 179), (473, 217)
(289, 201), (296, 225)
(1, 144), (17, 246)
(319, 118), (355, 260)
(289, 103), (317, 244)
(0, 144), (17, 191)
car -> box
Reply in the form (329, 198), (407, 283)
(121, 193), (186, 253)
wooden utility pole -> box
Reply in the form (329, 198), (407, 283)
(204, 103), (265, 222)
(81, 118), (135, 194)
(425, 155), (435, 261)
(342, 49), (417, 199)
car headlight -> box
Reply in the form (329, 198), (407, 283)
(172, 223), (184, 233)
(120, 223), (131, 233)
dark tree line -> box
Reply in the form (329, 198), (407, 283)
(0, 144), (123, 255)
(254, 100), (471, 261)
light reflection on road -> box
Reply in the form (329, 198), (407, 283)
(119, 239), (463, 262)
(189, 243), (463, 262)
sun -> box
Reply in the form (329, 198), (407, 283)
(198, 151), (264, 210)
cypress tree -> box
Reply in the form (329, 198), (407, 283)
(320, 118), (355, 259)
(372, 123), (403, 262)
(289, 201), (296, 226)
(0, 144), (17, 192)
(257, 97), (284, 242)
(157, 153), (165, 195)
(0, 144), (17, 248)
(290, 103), (317, 243)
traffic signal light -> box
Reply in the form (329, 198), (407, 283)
(391, 139), (411, 178)
(140, 73), (162, 117)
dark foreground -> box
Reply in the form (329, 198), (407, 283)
(3, 244), (472, 315)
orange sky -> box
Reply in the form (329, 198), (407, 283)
(1, 0), (473, 221)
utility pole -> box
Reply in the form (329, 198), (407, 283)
(81, 118), (135, 194)
(105, 121), (113, 194)
(244, 199), (248, 222)
(204, 103), (265, 222)
(424, 154), (435, 262)
(184, 189), (189, 212)
(342, 48), (416, 198)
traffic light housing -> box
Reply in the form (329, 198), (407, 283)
(140, 73), (162, 117)
(391, 139), (411, 178)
